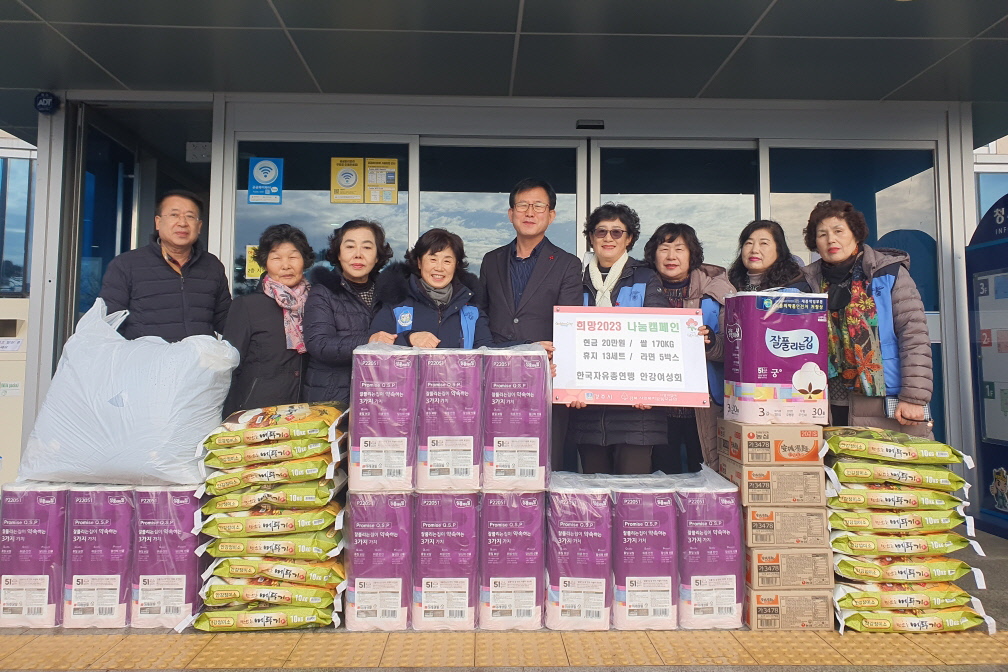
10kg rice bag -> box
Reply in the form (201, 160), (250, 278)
(187, 604), (334, 631)
(197, 530), (343, 561)
(828, 508), (971, 534)
(203, 456), (333, 496)
(205, 557), (344, 589)
(830, 530), (982, 557)
(205, 438), (334, 470)
(204, 402), (346, 449)
(833, 554), (984, 587)
(200, 576), (337, 608)
(834, 582), (975, 611)
(824, 426), (971, 466)
(838, 607), (992, 634)
(828, 459), (967, 493)
(201, 480), (337, 515)
(826, 483), (963, 510)
(198, 503), (343, 538)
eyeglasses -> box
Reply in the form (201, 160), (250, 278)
(593, 228), (627, 240)
(513, 201), (550, 213)
(159, 212), (200, 225)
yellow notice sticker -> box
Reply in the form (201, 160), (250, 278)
(331, 157), (364, 203)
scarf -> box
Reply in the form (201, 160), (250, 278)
(261, 275), (310, 354)
(660, 276), (690, 308)
(744, 272), (764, 291)
(588, 251), (629, 307)
(420, 278), (453, 306)
(819, 254), (885, 396)
(347, 278), (375, 307)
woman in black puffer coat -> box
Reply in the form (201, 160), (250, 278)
(302, 220), (394, 404)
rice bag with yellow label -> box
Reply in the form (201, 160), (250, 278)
(204, 402), (347, 449)
(205, 557), (345, 589)
(190, 604), (335, 632)
(828, 508), (969, 534)
(205, 438), (335, 469)
(201, 576), (337, 608)
(828, 459), (967, 493)
(826, 483), (963, 510)
(199, 503), (343, 538)
(824, 426), (970, 466)
(834, 582), (975, 611)
(197, 529), (344, 561)
(830, 530), (980, 556)
(838, 607), (992, 634)
(833, 554), (983, 585)
(201, 479), (338, 515)
(204, 455), (332, 496)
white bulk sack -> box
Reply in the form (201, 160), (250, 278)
(20, 299), (239, 485)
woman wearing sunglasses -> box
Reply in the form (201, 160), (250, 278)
(567, 203), (667, 474)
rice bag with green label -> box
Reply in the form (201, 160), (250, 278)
(189, 604), (335, 631)
(834, 582), (975, 611)
(838, 607), (992, 634)
(824, 426), (971, 466)
(201, 479), (337, 515)
(198, 502), (343, 538)
(203, 455), (332, 496)
(830, 530), (981, 556)
(205, 438), (333, 469)
(828, 508), (970, 534)
(205, 557), (345, 589)
(201, 576), (337, 608)
(828, 458), (967, 493)
(827, 483), (964, 510)
(197, 529), (344, 561)
(833, 553), (984, 586)
(204, 402), (347, 449)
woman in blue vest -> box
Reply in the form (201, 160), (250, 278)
(645, 223), (735, 473)
(369, 228), (494, 349)
(568, 203), (668, 474)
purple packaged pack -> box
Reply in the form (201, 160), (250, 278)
(611, 479), (679, 630)
(546, 474), (611, 630)
(64, 486), (135, 628)
(417, 350), (482, 490)
(345, 492), (412, 631)
(676, 466), (743, 629)
(350, 345), (418, 491)
(479, 491), (544, 630)
(482, 346), (551, 491)
(131, 487), (201, 628)
(723, 292), (829, 424)
(0, 483), (68, 627)
(413, 492), (478, 630)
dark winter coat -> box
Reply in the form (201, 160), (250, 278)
(222, 281), (304, 416)
(369, 263), (494, 349)
(99, 235), (231, 342)
(302, 266), (377, 404)
(569, 258), (670, 447)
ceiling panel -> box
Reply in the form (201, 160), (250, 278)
(756, 0), (1008, 38)
(56, 25), (317, 92)
(702, 36), (966, 100)
(0, 1), (38, 21)
(274, 0), (520, 32)
(0, 90), (39, 130)
(888, 40), (1008, 102)
(21, 0), (280, 27)
(513, 34), (737, 97)
(293, 31), (513, 95)
(0, 23), (123, 89)
(984, 16), (1008, 38)
(523, 0), (771, 35)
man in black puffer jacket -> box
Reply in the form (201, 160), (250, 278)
(99, 190), (231, 342)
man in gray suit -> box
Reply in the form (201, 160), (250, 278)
(481, 178), (583, 469)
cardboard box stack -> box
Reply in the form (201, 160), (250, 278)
(824, 426), (994, 634)
(185, 402), (349, 632)
(720, 291), (833, 632)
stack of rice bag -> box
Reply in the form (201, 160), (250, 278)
(183, 402), (349, 632)
(824, 426), (994, 634)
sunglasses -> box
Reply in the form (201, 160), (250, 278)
(593, 228), (627, 240)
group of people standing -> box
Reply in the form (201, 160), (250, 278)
(99, 181), (934, 477)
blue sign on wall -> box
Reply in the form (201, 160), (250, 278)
(248, 158), (283, 204)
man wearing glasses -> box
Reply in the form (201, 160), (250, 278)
(100, 189), (231, 342)
(481, 177), (582, 469)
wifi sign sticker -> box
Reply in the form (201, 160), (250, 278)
(248, 158), (284, 204)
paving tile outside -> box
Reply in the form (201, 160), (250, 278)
(0, 633), (124, 670)
(475, 631), (568, 667)
(731, 630), (850, 665)
(0, 634), (35, 660)
(901, 631), (1008, 666)
(560, 631), (663, 666)
(186, 633), (302, 669)
(816, 630), (942, 666)
(647, 630), (757, 666)
(284, 631), (387, 668)
(380, 632), (476, 667)
(89, 632), (214, 669)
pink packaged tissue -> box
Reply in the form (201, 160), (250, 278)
(345, 492), (412, 631)
(417, 350), (482, 490)
(413, 492), (478, 630)
(479, 491), (544, 630)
